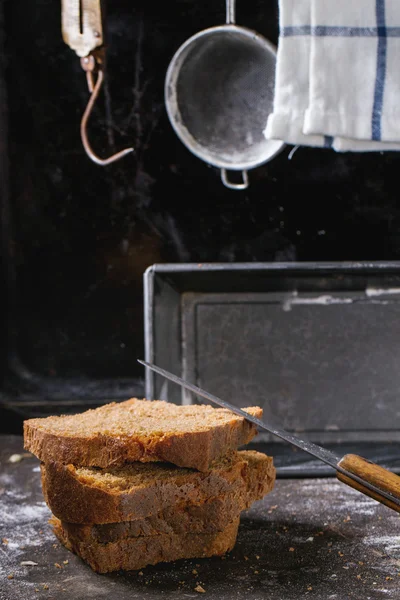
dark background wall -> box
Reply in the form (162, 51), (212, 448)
(1, 0), (400, 431)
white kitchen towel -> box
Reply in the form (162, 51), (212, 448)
(264, 0), (326, 148)
(265, 0), (400, 152)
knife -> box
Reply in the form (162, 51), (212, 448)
(138, 360), (400, 514)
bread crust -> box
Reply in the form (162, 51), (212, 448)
(41, 450), (276, 524)
(51, 516), (240, 573)
(24, 399), (262, 471)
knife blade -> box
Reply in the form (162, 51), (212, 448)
(138, 360), (400, 513)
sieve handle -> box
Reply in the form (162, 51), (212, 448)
(221, 169), (248, 190)
(226, 0), (236, 24)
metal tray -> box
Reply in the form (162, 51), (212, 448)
(144, 261), (400, 474)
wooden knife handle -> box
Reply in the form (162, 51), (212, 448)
(336, 454), (400, 513)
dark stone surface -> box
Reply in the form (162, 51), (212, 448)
(2, 0), (400, 430)
(1, 435), (400, 600)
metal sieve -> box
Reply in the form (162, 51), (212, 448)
(164, 0), (285, 190)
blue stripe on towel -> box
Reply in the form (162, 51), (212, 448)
(314, 26), (376, 37)
(282, 25), (400, 38)
(372, 0), (387, 141)
(324, 136), (334, 148)
(282, 26), (312, 36)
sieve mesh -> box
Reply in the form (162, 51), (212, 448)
(175, 30), (278, 166)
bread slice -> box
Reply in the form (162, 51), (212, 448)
(58, 497), (247, 541)
(24, 398), (262, 471)
(41, 450), (275, 524)
(50, 457), (275, 542)
(51, 515), (240, 573)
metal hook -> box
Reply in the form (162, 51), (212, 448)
(80, 55), (134, 166)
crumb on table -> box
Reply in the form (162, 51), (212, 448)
(195, 585), (206, 593)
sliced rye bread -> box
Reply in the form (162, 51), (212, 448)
(50, 515), (240, 573)
(52, 463), (275, 542)
(41, 450), (276, 524)
(24, 398), (262, 471)
(58, 497), (246, 541)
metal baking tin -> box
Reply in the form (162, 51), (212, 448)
(144, 261), (400, 446)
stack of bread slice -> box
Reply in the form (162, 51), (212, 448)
(24, 398), (276, 573)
